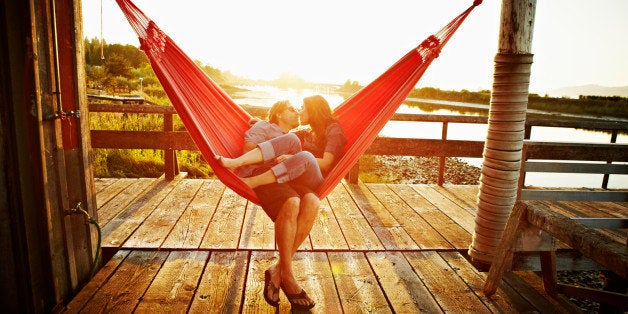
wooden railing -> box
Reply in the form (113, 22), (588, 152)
(89, 103), (628, 195)
(519, 118), (627, 202)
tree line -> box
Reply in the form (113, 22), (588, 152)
(86, 39), (627, 119)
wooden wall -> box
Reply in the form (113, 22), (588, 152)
(0, 0), (97, 311)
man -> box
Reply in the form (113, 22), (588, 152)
(241, 100), (318, 310)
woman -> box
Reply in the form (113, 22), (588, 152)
(218, 94), (347, 191)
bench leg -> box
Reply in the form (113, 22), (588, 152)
(540, 251), (558, 296)
(483, 202), (528, 296)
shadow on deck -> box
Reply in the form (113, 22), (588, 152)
(64, 175), (626, 313)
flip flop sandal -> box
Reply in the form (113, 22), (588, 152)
(281, 284), (315, 310)
(263, 269), (280, 307)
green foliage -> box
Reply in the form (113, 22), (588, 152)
(92, 145), (165, 178)
(409, 87), (491, 104)
(338, 79), (362, 93)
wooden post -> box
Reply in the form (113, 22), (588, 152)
(164, 113), (177, 180)
(437, 122), (448, 186)
(469, 0), (536, 267)
(601, 130), (617, 189)
(346, 163), (360, 184)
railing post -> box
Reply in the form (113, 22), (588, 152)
(346, 163), (360, 184)
(163, 113), (178, 180)
(602, 130), (617, 189)
(438, 121), (449, 186)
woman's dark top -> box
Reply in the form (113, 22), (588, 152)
(295, 122), (347, 162)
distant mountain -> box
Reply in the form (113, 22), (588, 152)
(546, 84), (628, 99)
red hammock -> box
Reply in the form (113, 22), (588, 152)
(115, 0), (482, 204)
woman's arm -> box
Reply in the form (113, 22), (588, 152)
(317, 152), (336, 173)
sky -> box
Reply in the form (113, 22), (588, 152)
(81, 0), (628, 95)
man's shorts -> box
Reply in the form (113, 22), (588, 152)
(254, 182), (314, 222)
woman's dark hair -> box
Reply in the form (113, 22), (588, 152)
(302, 95), (337, 145)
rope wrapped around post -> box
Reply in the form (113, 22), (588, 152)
(469, 53), (534, 267)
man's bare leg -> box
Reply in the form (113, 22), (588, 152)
(291, 193), (319, 254)
(267, 197), (300, 304)
(279, 193), (318, 308)
(241, 170), (277, 189)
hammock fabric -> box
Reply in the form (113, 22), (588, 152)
(115, 0), (482, 204)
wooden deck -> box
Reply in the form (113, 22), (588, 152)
(64, 175), (627, 313)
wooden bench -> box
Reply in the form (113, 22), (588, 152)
(483, 200), (628, 310)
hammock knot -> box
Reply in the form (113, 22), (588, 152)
(145, 20), (167, 53)
(419, 35), (440, 50)
(418, 35), (441, 60)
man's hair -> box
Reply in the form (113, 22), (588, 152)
(268, 100), (291, 124)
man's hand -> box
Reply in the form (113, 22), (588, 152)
(276, 154), (292, 163)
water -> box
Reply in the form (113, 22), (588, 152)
(232, 86), (627, 189)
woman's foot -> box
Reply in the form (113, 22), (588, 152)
(215, 155), (239, 170)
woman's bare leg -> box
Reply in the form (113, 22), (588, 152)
(216, 147), (263, 170)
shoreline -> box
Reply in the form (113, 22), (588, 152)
(358, 155), (481, 185)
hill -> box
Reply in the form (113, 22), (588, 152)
(547, 84), (628, 99)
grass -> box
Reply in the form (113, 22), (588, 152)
(90, 101), (215, 179)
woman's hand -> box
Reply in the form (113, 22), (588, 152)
(276, 154), (292, 163)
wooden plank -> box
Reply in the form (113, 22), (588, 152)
(521, 189), (628, 202)
(390, 184), (470, 249)
(434, 185), (479, 216)
(439, 251), (525, 313)
(581, 200), (628, 218)
(309, 197), (348, 250)
(411, 185), (476, 233)
(368, 184), (452, 250)
(365, 138), (485, 158)
(123, 179), (202, 248)
(328, 252), (390, 313)
(242, 251), (279, 313)
(64, 250), (131, 313)
(346, 182), (400, 227)
(344, 182), (419, 250)
(238, 202), (276, 250)
(405, 251), (490, 313)
(78, 250), (169, 313)
(524, 141), (628, 162)
(510, 271), (582, 312)
(326, 185), (384, 251)
(96, 178), (155, 227)
(94, 178), (117, 193)
(135, 250), (209, 312)
(572, 217), (628, 229)
(95, 178), (135, 209)
(162, 180), (225, 249)
(91, 130), (197, 150)
(276, 252), (343, 313)
(367, 252), (441, 313)
(199, 188), (247, 249)
(101, 175), (185, 247)
(525, 161), (628, 174)
(539, 201), (622, 248)
(189, 251), (248, 313)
